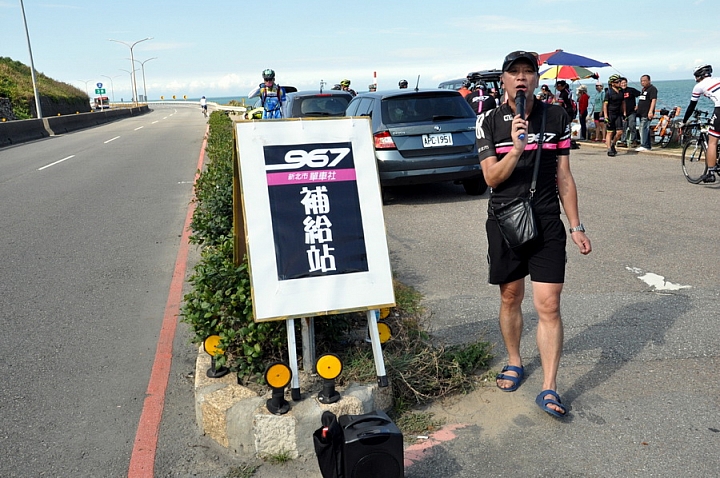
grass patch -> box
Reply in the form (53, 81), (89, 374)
(395, 411), (445, 438)
(264, 449), (292, 465)
(326, 281), (493, 415)
(224, 463), (258, 478)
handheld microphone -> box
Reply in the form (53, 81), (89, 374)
(516, 90), (526, 140)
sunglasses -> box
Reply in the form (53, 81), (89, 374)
(502, 50), (539, 73)
(504, 50), (539, 62)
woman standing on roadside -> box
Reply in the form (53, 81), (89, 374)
(577, 85), (589, 140)
(537, 84), (554, 104)
(592, 81), (606, 141)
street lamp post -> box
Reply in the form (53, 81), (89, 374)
(109, 37), (152, 106)
(77, 79), (92, 99)
(129, 57), (156, 103)
(119, 68), (139, 104)
(100, 75), (120, 103)
(19, 0), (42, 118)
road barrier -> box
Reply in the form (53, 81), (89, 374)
(0, 118), (50, 147)
(0, 106), (150, 147)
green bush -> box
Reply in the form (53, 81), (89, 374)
(181, 235), (285, 380)
(189, 112), (234, 246)
(182, 111), (285, 381)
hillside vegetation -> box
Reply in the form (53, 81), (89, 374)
(0, 56), (87, 119)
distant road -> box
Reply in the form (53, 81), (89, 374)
(0, 106), (207, 477)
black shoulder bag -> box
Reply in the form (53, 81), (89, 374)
(491, 103), (547, 248)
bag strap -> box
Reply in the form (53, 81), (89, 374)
(529, 102), (547, 200)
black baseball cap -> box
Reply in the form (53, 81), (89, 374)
(502, 51), (539, 73)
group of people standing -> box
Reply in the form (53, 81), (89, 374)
(537, 76), (658, 156)
(598, 74), (658, 156)
(587, 75), (658, 153)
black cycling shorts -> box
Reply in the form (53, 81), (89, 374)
(486, 215), (567, 285)
(606, 113), (624, 132)
(709, 106), (720, 138)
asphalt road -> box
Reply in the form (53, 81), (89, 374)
(3, 115), (719, 478)
(382, 143), (720, 477)
(0, 105), (211, 477)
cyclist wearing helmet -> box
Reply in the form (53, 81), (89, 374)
(458, 79), (472, 98)
(602, 74), (626, 157)
(247, 68), (287, 119)
(681, 64), (720, 182)
(399, 79), (408, 89)
(466, 80), (497, 115)
(200, 96), (207, 115)
(339, 79), (356, 96)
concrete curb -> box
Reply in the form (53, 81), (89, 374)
(193, 347), (393, 458)
(576, 138), (683, 159)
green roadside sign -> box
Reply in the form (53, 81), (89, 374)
(95, 88), (106, 94)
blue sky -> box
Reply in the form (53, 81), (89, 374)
(2, 0), (719, 100)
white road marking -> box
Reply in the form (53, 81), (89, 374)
(134, 126), (144, 131)
(163, 116), (168, 119)
(152, 121), (159, 124)
(38, 155), (75, 171)
(104, 136), (120, 143)
(626, 267), (691, 291)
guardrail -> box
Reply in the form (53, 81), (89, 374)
(0, 105), (150, 148)
(144, 100), (248, 113)
(0, 100), (248, 148)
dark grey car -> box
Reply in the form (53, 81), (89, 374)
(281, 90), (353, 118)
(346, 89), (487, 195)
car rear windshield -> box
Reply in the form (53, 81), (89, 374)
(381, 93), (474, 124)
(293, 95), (350, 117)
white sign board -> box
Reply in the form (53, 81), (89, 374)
(235, 117), (395, 322)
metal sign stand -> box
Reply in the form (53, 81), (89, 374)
(287, 311), (388, 400)
(366, 310), (389, 387)
(285, 319), (301, 401)
(300, 317), (316, 374)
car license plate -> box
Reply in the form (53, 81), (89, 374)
(422, 132), (453, 148)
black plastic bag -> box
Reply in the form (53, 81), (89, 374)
(313, 411), (344, 478)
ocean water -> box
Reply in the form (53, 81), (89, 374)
(201, 79), (714, 115)
(581, 78), (714, 116)
(205, 96), (251, 105)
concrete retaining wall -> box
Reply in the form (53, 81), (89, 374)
(0, 118), (50, 147)
(194, 348), (393, 459)
(0, 106), (150, 148)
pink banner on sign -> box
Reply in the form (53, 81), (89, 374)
(266, 168), (357, 186)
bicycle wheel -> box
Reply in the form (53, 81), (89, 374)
(659, 127), (673, 148)
(682, 138), (707, 184)
(680, 125), (699, 147)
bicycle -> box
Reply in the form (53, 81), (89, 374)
(681, 121), (720, 183)
(678, 109), (709, 147)
(653, 106), (681, 148)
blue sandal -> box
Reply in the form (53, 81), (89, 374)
(496, 365), (524, 392)
(535, 390), (568, 418)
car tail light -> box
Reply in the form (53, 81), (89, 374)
(374, 131), (396, 149)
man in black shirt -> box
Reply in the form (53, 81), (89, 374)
(635, 75), (658, 151)
(603, 74), (626, 156)
(476, 50), (592, 419)
(555, 80), (575, 120)
(620, 77), (641, 147)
